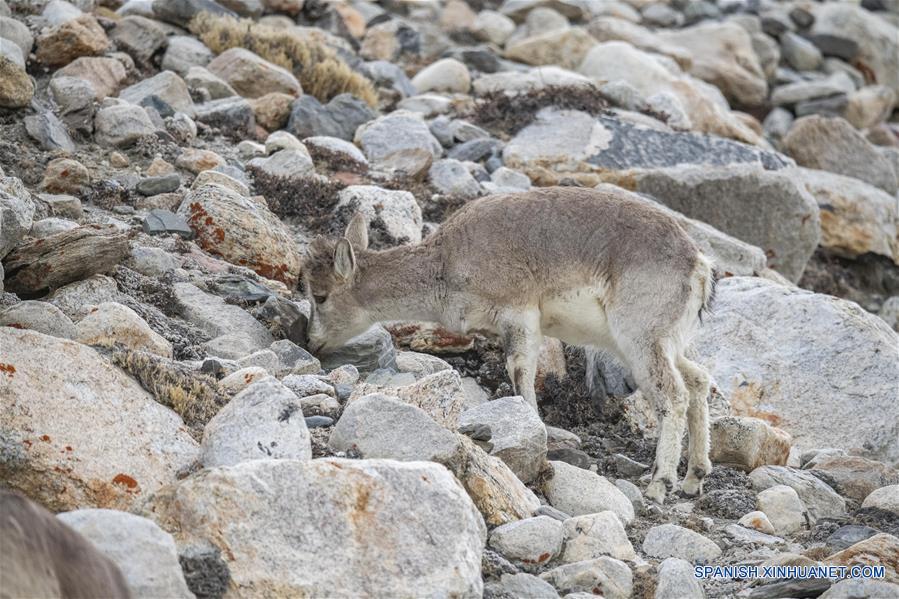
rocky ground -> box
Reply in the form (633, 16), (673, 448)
(2, 0), (899, 597)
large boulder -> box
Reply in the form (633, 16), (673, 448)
(349, 369), (467, 430)
(57, 509), (193, 599)
(0, 174), (35, 258)
(811, 4), (899, 96)
(75, 302), (173, 358)
(0, 328), (199, 511)
(53, 56), (127, 99)
(792, 167), (899, 264)
(504, 108), (787, 186)
(354, 110), (443, 176)
(695, 277), (899, 462)
(144, 458), (486, 597)
(542, 461), (634, 525)
(609, 164), (819, 282)
(782, 116), (897, 195)
(657, 21), (767, 107)
(177, 183), (301, 286)
(749, 465), (846, 521)
(577, 41), (763, 145)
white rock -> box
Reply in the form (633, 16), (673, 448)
(57, 509), (192, 599)
(249, 147), (315, 179)
(144, 458), (487, 597)
(472, 10), (515, 45)
(75, 301), (172, 358)
(542, 460), (635, 525)
(655, 557), (705, 599)
(0, 328), (199, 511)
(861, 485), (899, 515)
(489, 515), (564, 568)
(335, 185), (423, 245)
(201, 377), (311, 467)
(561, 511), (636, 562)
(0, 300), (76, 339)
(329, 393), (463, 466)
(412, 58), (471, 94)
(738, 510), (777, 535)
(749, 465), (846, 521)
(540, 557), (633, 599)
(642, 524), (722, 562)
(349, 369), (467, 429)
(757, 485), (809, 535)
(696, 277), (899, 462)
(217, 366), (269, 394)
(264, 130), (304, 154)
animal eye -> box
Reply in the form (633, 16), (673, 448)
(313, 294), (328, 304)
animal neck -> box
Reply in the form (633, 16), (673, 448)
(353, 243), (444, 324)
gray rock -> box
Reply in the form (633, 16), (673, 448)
(94, 104), (156, 147)
(269, 339), (319, 375)
(49, 76), (96, 132)
(24, 112), (75, 152)
(185, 66), (236, 100)
(201, 377), (311, 467)
(0, 175), (35, 258)
(811, 3), (898, 95)
(303, 136), (368, 167)
(488, 516), (564, 569)
(127, 245), (180, 277)
(771, 72), (856, 106)
(193, 96), (255, 136)
(696, 277), (899, 463)
(142, 208), (191, 237)
(655, 557), (704, 599)
(750, 466), (846, 521)
(723, 523), (784, 545)
(354, 110), (443, 175)
(348, 368), (467, 430)
(861, 484), (899, 515)
(642, 524), (722, 562)
(825, 525), (878, 552)
(429, 158), (482, 199)
(287, 93), (376, 141)
(173, 282), (274, 354)
(42, 0), (82, 25)
(0, 300), (77, 339)
(540, 557), (633, 599)
(317, 323), (398, 372)
(280, 374), (334, 398)
(329, 393), (463, 466)
(30, 217), (79, 238)
(0, 16), (32, 56)
(120, 70), (194, 116)
(488, 573), (560, 599)
(248, 148), (315, 179)
(143, 458), (486, 597)
(448, 137), (504, 162)
(542, 460), (635, 525)
(458, 396), (546, 483)
(360, 60), (415, 98)
(780, 32), (822, 71)
(783, 115), (897, 194)
(642, 3), (682, 27)
(109, 15), (167, 64)
(623, 164), (819, 282)
(48, 274), (121, 320)
(795, 94), (849, 118)
(57, 509), (192, 599)
(161, 35), (212, 75)
(40, 193), (83, 219)
(504, 109), (791, 176)
(136, 173), (181, 196)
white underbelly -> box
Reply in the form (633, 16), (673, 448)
(539, 287), (617, 350)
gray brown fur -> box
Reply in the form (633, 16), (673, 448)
(302, 186), (714, 503)
(0, 489), (132, 599)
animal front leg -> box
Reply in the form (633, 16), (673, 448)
(678, 355), (712, 496)
(500, 311), (542, 413)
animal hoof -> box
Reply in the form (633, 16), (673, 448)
(645, 480), (668, 505)
(681, 476), (702, 497)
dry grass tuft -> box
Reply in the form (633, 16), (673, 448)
(470, 85), (610, 138)
(110, 347), (227, 440)
(190, 13), (378, 107)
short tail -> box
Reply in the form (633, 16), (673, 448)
(697, 254), (718, 324)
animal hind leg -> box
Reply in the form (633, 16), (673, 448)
(619, 339), (689, 504)
(499, 310), (542, 413)
(678, 355), (712, 496)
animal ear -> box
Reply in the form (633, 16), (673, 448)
(333, 238), (356, 281)
(344, 213), (369, 252)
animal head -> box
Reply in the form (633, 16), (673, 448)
(301, 213), (372, 353)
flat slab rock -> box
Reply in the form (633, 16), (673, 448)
(144, 458), (486, 597)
